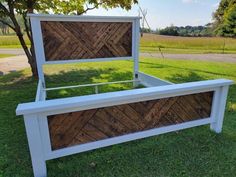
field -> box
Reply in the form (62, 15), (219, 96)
(140, 34), (236, 54)
(0, 54), (15, 58)
(0, 58), (236, 176)
(0, 34), (236, 54)
(0, 35), (30, 48)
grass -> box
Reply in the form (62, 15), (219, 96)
(140, 34), (236, 54)
(0, 54), (15, 58)
(0, 58), (236, 177)
(0, 35), (30, 48)
(1, 34), (236, 54)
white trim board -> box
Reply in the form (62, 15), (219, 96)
(16, 79), (233, 116)
(138, 72), (173, 87)
(44, 57), (133, 65)
(28, 13), (142, 21)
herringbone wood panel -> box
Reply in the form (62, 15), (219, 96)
(41, 21), (132, 61)
(48, 91), (213, 150)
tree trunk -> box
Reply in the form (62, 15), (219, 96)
(14, 30), (38, 78)
(29, 44), (38, 78)
(7, 2), (38, 78)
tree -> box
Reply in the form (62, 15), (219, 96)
(0, 16), (10, 34)
(0, 0), (138, 77)
(213, 0), (236, 37)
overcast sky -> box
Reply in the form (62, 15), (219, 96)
(86, 0), (220, 29)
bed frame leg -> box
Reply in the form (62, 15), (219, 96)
(210, 86), (229, 133)
(24, 115), (47, 177)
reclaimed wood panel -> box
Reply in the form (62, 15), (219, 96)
(40, 21), (132, 61)
(48, 91), (213, 150)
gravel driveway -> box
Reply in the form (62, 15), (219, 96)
(0, 49), (236, 75)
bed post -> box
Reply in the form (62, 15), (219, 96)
(30, 17), (46, 88)
(24, 114), (47, 177)
(133, 18), (140, 87)
(210, 85), (230, 133)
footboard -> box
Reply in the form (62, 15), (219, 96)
(48, 91), (213, 150)
(16, 79), (232, 177)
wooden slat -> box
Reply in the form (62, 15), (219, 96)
(41, 21), (132, 61)
(48, 91), (214, 150)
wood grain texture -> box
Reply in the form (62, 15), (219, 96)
(41, 21), (132, 61)
(48, 91), (213, 150)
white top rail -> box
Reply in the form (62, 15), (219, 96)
(27, 13), (142, 21)
(16, 79), (233, 116)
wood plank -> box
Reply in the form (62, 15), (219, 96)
(41, 21), (132, 61)
(48, 91), (214, 150)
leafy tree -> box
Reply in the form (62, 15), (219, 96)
(159, 25), (178, 36)
(0, 0), (137, 77)
(157, 25), (212, 37)
(213, 0), (236, 37)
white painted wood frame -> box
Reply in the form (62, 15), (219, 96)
(29, 14), (141, 90)
(17, 79), (233, 177)
(16, 14), (234, 177)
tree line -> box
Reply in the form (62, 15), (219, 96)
(142, 0), (236, 37)
(154, 24), (213, 37)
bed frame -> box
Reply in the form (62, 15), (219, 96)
(16, 14), (233, 177)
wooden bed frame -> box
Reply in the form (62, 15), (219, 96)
(16, 14), (233, 177)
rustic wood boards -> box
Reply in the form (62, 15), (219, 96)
(48, 91), (213, 150)
(40, 21), (132, 61)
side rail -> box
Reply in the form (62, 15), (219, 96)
(16, 79), (233, 177)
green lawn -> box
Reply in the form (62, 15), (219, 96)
(1, 34), (236, 54)
(0, 58), (236, 177)
(140, 34), (236, 54)
(0, 54), (15, 58)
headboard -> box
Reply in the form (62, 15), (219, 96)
(29, 14), (141, 87)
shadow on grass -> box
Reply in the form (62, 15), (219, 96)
(0, 65), (236, 176)
(166, 71), (207, 83)
(0, 70), (35, 88)
(44, 68), (134, 99)
(139, 60), (236, 78)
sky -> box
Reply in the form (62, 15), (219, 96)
(86, 0), (221, 29)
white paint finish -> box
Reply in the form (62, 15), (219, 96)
(29, 14), (141, 91)
(30, 18), (46, 87)
(28, 13), (141, 22)
(210, 86), (229, 133)
(45, 80), (139, 91)
(18, 14), (233, 177)
(138, 72), (173, 87)
(38, 115), (52, 157)
(44, 57), (133, 65)
(133, 19), (140, 87)
(35, 80), (46, 101)
(24, 115), (47, 177)
(35, 80), (43, 102)
(16, 79), (233, 116)
(45, 118), (211, 160)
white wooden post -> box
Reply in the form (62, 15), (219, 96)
(30, 17), (46, 88)
(210, 86), (229, 133)
(24, 114), (47, 177)
(133, 18), (140, 87)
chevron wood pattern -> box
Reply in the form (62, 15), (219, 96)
(48, 91), (213, 150)
(41, 21), (132, 61)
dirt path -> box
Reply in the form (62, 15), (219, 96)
(0, 55), (29, 74)
(0, 48), (25, 55)
(0, 51), (236, 75)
